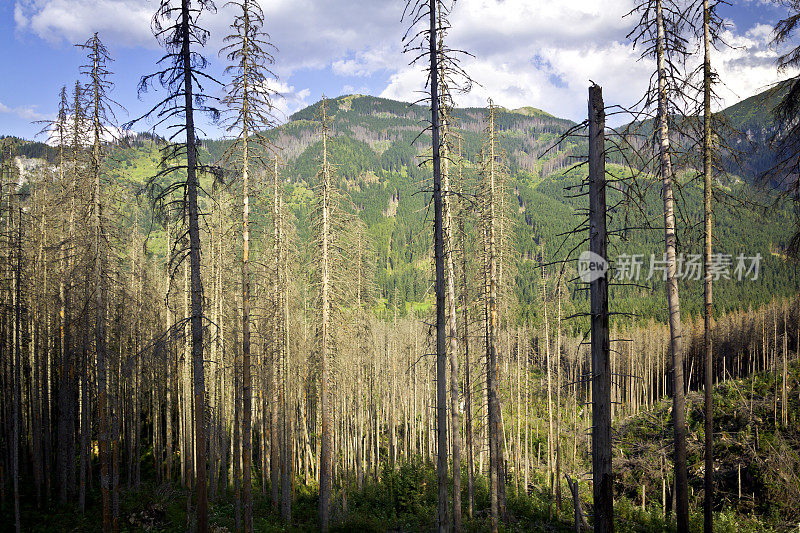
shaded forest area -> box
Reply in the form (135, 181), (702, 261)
(2, 0), (800, 532)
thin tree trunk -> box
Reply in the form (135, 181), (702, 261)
(271, 159), (281, 511)
(460, 163), (475, 518)
(656, 2), (688, 528)
(89, 37), (112, 532)
(240, 40), (254, 531)
(702, 3), (714, 531)
(442, 113), (462, 532)
(428, 1), (449, 530)
(12, 206), (21, 533)
(319, 98), (333, 533)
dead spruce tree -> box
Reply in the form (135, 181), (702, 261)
(76, 33), (123, 532)
(402, 1), (471, 529)
(314, 96), (338, 532)
(684, 1), (728, 529)
(628, 1), (692, 527)
(310, 97), (362, 530)
(127, 1), (221, 530)
(219, 0), (278, 529)
(39, 85), (81, 509)
(480, 101), (509, 530)
(436, 12), (463, 530)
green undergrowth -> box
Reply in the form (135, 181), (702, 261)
(6, 364), (799, 531)
(617, 360), (800, 532)
(5, 463), (783, 532)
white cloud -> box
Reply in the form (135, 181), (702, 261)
(14, 0), (794, 126)
(384, 0), (793, 123)
(710, 23), (795, 106)
(14, 0), (154, 47)
(383, 0), (652, 122)
(15, 0), (403, 76)
(341, 84), (370, 96)
(43, 115), (130, 146)
(0, 100), (48, 121)
(332, 46), (397, 78)
(260, 79), (311, 122)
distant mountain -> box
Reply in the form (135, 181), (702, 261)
(719, 81), (787, 183)
(3, 92), (798, 322)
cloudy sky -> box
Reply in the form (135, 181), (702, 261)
(0, 0), (794, 140)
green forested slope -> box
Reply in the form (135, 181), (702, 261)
(7, 91), (798, 322)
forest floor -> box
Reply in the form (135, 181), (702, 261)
(4, 362), (799, 532)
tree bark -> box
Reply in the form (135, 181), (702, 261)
(319, 97), (333, 533)
(702, 2), (714, 531)
(656, 2), (688, 529)
(180, 1), (208, 529)
(589, 84), (613, 533)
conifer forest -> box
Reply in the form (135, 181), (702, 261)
(4, 0), (800, 531)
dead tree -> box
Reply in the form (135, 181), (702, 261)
(127, 1), (222, 530)
(219, 1), (278, 528)
(627, 1), (691, 527)
(316, 97), (334, 533)
(402, 1), (472, 529)
(76, 33), (123, 532)
(589, 84), (613, 533)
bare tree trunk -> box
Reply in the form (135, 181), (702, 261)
(782, 305), (787, 427)
(319, 98), (333, 533)
(656, 2), (688, 528)
(702, 3), (714, 531)
(233, 293), (242, 533)
(589, 84), (613, 533)
(442, 114), (462, 532)
(180, 1), (208, 528)
(428, 1), (449, 530)
(460, 184), (475, 519)
(556, 285), (563, 512)
(88, 37), (112, 532)
(545, 291), (553, 502)
(280, 224), (292, 522)
(13, 206), (21, 533)
(165, 219), (174, 482)
(271, 159), (281, 511)
(240, 61), (253, 533)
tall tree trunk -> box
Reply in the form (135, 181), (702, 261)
(271, 159), (281, 511)
(13, 206), (22, 533)
(442, 113), (462, 532)
(702, 3), (714, 531)
(589, 84), (613, 533)
(486, 103), (506, 524)
(89, 36), (113, 532)
(180, 1), (208, 529)
(656, 2), (688, 528)
(319, 98), (333, 533)
(458, 139), (475, 519)
(428, 1), (449, 530)
(556, 285), (563, 512)
(240, 37), (254, 531)
(280, 220), (292, 522)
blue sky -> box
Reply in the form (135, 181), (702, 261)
(0, 0), (794, 140)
